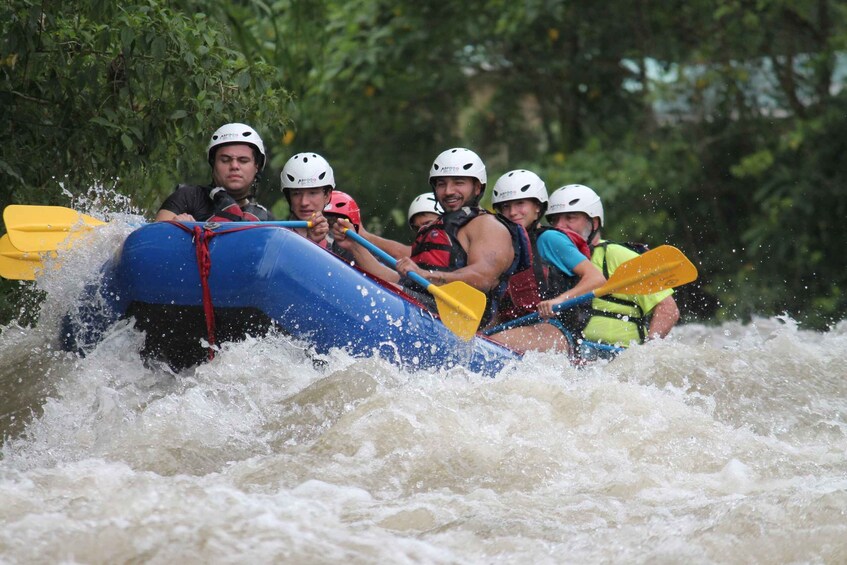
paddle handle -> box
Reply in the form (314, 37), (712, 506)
(483, 291), (596, 336)
(552, 291), (596, 312)
(265, 221), (310, 227)
(234, 221), (311, 228)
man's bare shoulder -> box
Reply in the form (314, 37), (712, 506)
(449, 212), (509, 253)
(464, 212), (509, 238)
(464, 212), (506, 229)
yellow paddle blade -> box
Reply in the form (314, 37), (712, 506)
(595, 245), (698, 298)
(429, 281), (487, 341)
(3, 204), (106, 253)
(0, 234), (44, 280)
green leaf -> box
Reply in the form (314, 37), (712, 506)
(151, 36), (166, 59)
(237, 70), (250, 89)
(120, 27), (135, 49)
(730, 150), (775, 179)
(89, 116), (120, 129)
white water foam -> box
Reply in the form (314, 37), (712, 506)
(1, 206), (846, 563)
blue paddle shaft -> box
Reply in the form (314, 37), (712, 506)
(240, 221), (310, 228)
(483, 291), (596, 336)
(179, 220), (311, 228)
(344, 229), (432, 290)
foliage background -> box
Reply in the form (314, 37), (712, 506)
(2, 0), (846, 329)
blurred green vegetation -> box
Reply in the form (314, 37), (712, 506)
(2, 0), (846, 329)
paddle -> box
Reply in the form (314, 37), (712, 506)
(3, 205), (106, 253)
(0, 208), (311, 279)
(341, 228), (486, 341)
(484, 244), (697, 336)
(0, 234), (45, 280)
(242, 220), (312, 228)
(3, 205), (313, 253)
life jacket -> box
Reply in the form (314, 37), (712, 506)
(404, 207), (530, 325)
(409, 208), (476, 271)
(498, 225), (592, 324)
(207, 186), (269, 222)
(587, 240), (650, 343)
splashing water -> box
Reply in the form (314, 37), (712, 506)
(1, 205), (845, 563)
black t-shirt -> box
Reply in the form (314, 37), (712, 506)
(158, 184), (274, 221)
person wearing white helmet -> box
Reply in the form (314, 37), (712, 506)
(279, 152), (334, 245)
(407, 192), (442, 232)
(545, 184), (680, 347)
(485, 170), (606, 355)
(332, 147), (520, 326)
(156, 122), (273, 222)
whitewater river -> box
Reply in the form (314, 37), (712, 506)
(1, 219), (845, 563)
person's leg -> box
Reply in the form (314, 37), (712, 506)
(487, 321), (571, 354)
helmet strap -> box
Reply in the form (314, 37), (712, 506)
(208, 173), (259, 205)
(466, 180), (485, 208)
(248, 171), (261, 201)
(586, 218), (601, 249)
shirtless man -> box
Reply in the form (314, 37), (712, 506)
(332, 148), (515, 325)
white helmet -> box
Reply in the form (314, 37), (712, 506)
(428, 148), (487, 187)
(546, 184), (604, 227)
(280, 152), (336, 190)
(407, 192), (443, 228)
(491, 169), (548, 213)
(207, 123), (266, 170)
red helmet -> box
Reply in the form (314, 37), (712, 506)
(323, 190), (362, 229)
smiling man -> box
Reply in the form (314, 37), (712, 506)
(155, 122), (273, 222)
(332, 147), (518, 325)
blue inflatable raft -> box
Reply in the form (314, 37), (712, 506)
(62, 222), (522, 376)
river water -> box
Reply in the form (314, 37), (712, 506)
(1, 218), (845, 563)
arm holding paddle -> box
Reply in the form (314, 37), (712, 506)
(332, 213), (514, 295)
(485, 245), (697, 336)
(398, 213), (514, 293)
(355, 225), (412, 260)
(332, 220), (402, 283)
(303, 211), (330, 244)
(331, 218), (486, 340)
(536, 257), (606, 320)
(330, 217), (493, 292)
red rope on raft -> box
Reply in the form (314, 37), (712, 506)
(167, 222), (272, 360)
(192, 225), (216, 359)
